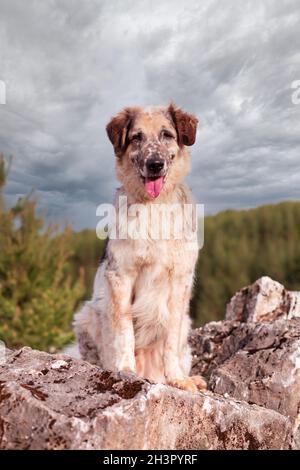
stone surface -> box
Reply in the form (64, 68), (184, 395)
(0, 346), (291, 450)
(190, 277), (300, 450)
(1, 276), (300, 450)
(190, 318), (300, 417)
(225, 276), (300, 323)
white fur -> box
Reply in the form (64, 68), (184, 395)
(74, 185), (198, 384)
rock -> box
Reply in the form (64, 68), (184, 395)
(1, 276), (300, 449)
(191, 319), (300, 417)
(50, 359), (69, 370)
(225, 276), (300, 323)
(190, 277), (300, 449)
(189, 320), (249, 378)
(0, 346), (291, 450)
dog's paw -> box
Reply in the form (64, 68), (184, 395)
(189, 375), (207, 391)
(167, 377), (198, 393)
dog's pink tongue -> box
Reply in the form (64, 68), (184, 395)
(144, 177), (164, 198)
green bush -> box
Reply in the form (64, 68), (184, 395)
(191, 202), (300, 325)
(0, 154), (85, 351)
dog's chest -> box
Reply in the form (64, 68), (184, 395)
(133, 239), (169, 267)
(128, 239), (194, 349)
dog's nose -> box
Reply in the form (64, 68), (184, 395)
(147, 159), (164, 174)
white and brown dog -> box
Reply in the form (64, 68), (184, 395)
(74, 103), (206, 392)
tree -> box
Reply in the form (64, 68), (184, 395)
(191, 201), (300, 325)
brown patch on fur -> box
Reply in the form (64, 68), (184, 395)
(105, 268), (135, 329)
(154, 266), (174, 288)
(106, 107), (140, 157)
(167, 377), (198, 393)
(168, 102), (198, 147)
(189, 375), (207, 390)
(105, 271), (125, 328)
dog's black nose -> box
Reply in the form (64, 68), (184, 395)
(147, 159), (164, 174)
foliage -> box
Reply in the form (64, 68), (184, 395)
(69, 230), (105, 300)
(191, 202), (300, 325)
(0, 154), (84, 351)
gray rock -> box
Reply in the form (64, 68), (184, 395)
(191, 318), (300, 417)
(225, 276), (300, 322)
(190, 277), (300, 450)
(0, 346), (291, 450)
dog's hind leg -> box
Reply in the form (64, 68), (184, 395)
(73, 304), (102, 366)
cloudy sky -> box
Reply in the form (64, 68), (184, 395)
(0, 0), (299, 229)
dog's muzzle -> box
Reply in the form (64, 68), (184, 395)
(146, 158), (165, 176)
(143, 157), (166, 199)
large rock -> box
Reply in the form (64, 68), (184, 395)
(225, 276), (300, 323)
(0, 346), (291, 450)
(190, 277), (300, 449)
(190, 319), (300, 447)
(0, 276), (300, 450)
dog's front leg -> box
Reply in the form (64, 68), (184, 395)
(104, 270), (136, 373)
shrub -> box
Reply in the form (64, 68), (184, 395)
(0, 154), (84, 351)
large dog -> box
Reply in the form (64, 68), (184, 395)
(74, 103), (206, 392)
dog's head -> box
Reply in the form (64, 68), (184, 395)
(106, 103), (198, 200)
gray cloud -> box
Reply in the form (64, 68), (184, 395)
(0, 0), (299, 229)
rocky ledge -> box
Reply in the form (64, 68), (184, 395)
(0, 276), (300, 450)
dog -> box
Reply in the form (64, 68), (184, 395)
(74, 103), (206, 392)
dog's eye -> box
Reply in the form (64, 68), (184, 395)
(161, 130), (174, 140)
(131, 133), (142, 142)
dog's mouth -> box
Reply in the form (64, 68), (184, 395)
(140, 175), (166, 199)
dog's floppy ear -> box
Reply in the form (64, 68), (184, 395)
(106, 107), (136, 157)
(168, 103), (198, 147)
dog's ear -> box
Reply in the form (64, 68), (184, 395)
(168, 103), (198, 147)
(106, 107), (136, 157)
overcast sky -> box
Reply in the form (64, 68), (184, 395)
(0, 0), (299, 230)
